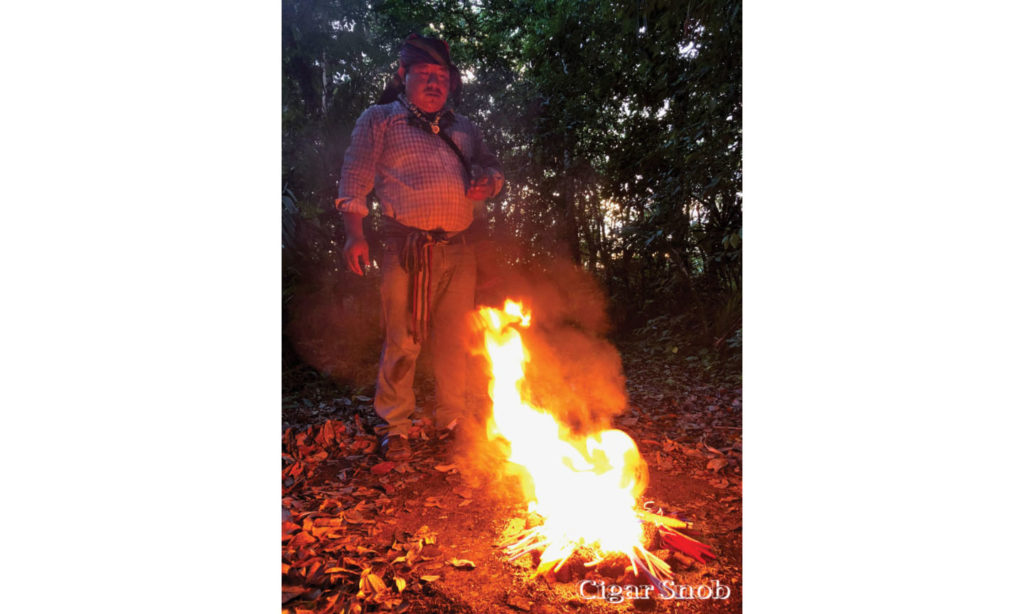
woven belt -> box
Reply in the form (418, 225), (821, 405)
(381, 218), (466, 343)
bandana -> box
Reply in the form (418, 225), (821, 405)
(377, 34), (462, 106)
(399, 34), (455, 70)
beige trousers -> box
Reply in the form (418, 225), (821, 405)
(373, 240), (476, 435)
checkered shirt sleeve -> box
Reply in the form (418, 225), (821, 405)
(335, 101), (503, 233)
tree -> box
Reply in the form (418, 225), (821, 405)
(282, 0), (742, 363)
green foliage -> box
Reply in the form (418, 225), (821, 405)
(282, 0), (742, 364)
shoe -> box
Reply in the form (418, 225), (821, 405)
(380, 435), (411, 461)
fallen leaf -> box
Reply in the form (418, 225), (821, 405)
(366, 572), (387, 594)
(420, 544), (442, 559)
(434, 464), (458, 473)
(447, 558), (476, 570)
(419, 575), (440, 582)
(289, 531), (316, 548)
(394, 577), (406, 593)
(321, 593), (341, 613)
(703, 442), (725, 456)
(323, 567), (351, 574)
(310, 527), (338, 539)
(313, 517), (344, 528)
(282, 585), (307, 604)
(371, 461), (396, 475)
(707, 458), (728, 472)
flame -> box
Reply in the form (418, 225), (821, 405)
(476, 300), (649, 573)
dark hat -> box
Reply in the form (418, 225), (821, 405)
(377, 33), (463, 106)
(399, 34), (455, 70)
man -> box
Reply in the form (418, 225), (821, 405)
(335, 34), (504, 461)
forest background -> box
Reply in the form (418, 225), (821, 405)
(282, 0), (742, 385)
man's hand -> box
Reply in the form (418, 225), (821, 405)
(343, 235), (369, 276)
(340, 211), (369, 276)
(466, 173), (495, 201)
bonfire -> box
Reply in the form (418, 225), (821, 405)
(476, 300), (714, 594)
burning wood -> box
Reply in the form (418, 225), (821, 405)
(475, 301), (714, 595)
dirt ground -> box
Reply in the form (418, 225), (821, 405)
(283, 345), (741, 613)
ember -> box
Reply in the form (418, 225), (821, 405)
(476, 300), (714, 594)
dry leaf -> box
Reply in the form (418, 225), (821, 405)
(366, 573), (387, 594)
(447, 558), (476, 570)
(313, 517), (343, 528)
(289, 531), (316, 548)
(371, 461), (395, 475)
(282, 585), (307, 604)
(434, 464), (457, 473)
(706, 458), (728, 472)
(394, 577), (406, 593)
(419, 575), (440, 582)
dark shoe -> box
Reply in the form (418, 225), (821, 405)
(380, 435), (411, 461)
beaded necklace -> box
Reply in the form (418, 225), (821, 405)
(400, 94), (445, 134)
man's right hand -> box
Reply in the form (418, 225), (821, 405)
(343, 235), (369, 276)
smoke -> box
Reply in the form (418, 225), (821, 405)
(475, 255), (629, 435)
(452, 252), (638, 501)
(284, 263), (382, 388)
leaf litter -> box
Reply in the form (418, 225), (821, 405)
(283, 342), (742, 613)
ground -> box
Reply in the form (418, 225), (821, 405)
(282, 342), (741, 614)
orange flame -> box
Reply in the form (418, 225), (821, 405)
(476, 300), (649, 572)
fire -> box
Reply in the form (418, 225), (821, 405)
(475, 301), (651, 572)
(476, 300), (714, 587)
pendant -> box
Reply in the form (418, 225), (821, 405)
(431, 124), (440, 134)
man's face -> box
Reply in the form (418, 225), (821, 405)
(402, 62), (450, 113)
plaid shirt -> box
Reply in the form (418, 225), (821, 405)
(335, 98), (503, 233)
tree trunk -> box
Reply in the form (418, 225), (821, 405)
(321, 50), (329, 117)
(562, 149), (581, 264)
